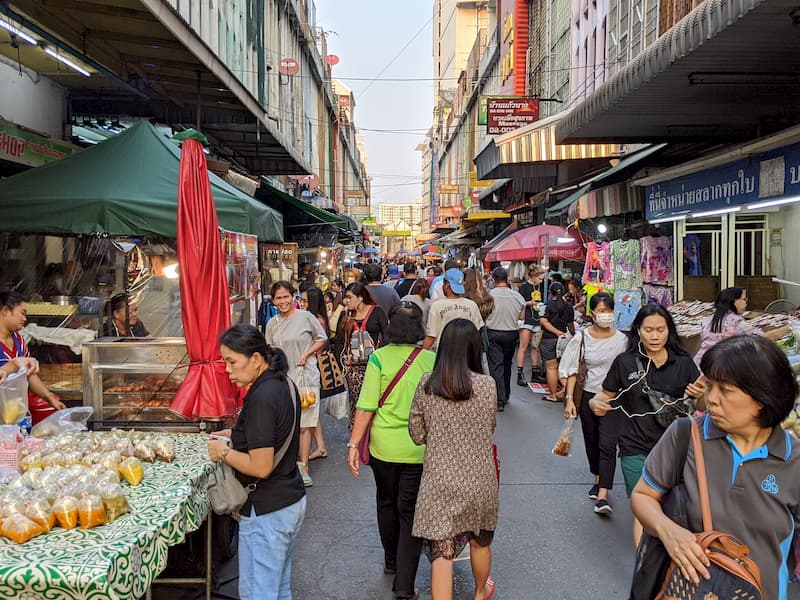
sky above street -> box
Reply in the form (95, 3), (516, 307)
(316, 1), (433, 210)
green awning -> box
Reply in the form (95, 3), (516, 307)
(0, 121), (283, 241)
(260, 178), (351, 229)
(545, 143), (667, 218)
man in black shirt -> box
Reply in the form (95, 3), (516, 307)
(393, 262), (418, 298)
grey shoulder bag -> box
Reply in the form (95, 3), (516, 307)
(207, 380), (298, 519)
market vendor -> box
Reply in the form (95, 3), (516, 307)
(101, 293), (150, 337)
(0, 290), (67, 422)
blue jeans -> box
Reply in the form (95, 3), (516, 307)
(238, 496), (307, 600)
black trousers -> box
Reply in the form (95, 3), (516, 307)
(487, 329), (518, 406)
(577, 390), (624, 490)
(369, 455), (423, 596)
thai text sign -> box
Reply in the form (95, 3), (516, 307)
(645, 143), (800, 220)
(0, 121), (74, 167)
(486, 98), (539, 135)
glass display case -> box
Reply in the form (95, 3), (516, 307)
(81, 337), (202, 430)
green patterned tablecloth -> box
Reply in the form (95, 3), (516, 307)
(0, 433), (214, 600)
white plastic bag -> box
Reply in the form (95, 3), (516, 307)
(31, 406), (93, 438)
(324, 391), (348, 420)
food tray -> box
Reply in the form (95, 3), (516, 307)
(25, 303), (78, 317)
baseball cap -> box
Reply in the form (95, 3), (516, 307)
(388, 264), (399, 278)
(550, 282), (566, 297)
(444, 268), (465, 295)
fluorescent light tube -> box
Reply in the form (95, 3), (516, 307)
(556, 237), (574, 243)
(648, 215), (686, 224)
(44, 47), (90, 77)
(746, 195), (800, 210)
(691, 206), (741, 218)
(0, 19), (36, 45)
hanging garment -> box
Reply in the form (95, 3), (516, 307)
(582, 241), (611, 285)
(609, 239), (643, 290)
(613, 289), (643, 332)
(640, 236), (674, 284)
(642, 284), (674, 308)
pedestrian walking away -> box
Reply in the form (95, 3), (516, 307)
(516, 265), (546, 386)
(347, 303), (436, 600)
(423, 268), (484, 351)
(364, 263), (401, 316)
(264, 281), (328, 487)
(394, 262), (419, 299)
(588, 304), (705, 546)
(559, 291), (627, 514)
(538, 282), (575, 402)
(208, 324), (306, 600)
(410, 318), (499, 600)
(484, 267), (524, 412)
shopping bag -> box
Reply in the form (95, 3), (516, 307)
(296, 367), (319, 410)
(551, 417), (575, 457)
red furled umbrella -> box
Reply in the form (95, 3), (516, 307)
(485, 224), (585, 263)
(170, 130), (238, 420)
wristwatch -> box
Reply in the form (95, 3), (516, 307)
(346, 442), (359, 449)
(220, 447), (231, 462)
(564, 393), (573, 400)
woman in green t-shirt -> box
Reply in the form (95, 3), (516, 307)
(346, 302), (436, 600)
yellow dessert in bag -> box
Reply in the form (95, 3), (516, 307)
(118, 456), (144, 486)
(78, 495), (107, 529)
(52, 496), (79, 529)
(2, 514), (45, 543)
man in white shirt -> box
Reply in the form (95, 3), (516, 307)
(484, 267), (525, 411)
(423, 268), (484, 350)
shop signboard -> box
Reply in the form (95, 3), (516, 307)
(645, 142), (800, 220)
(478, 96), (488, 125)
(439, 183), (459, 195)
(486, 98), (539, 135)
(345, 189), (366, 199)
(261, 242), (298, 290)
(498, 0), (530, 95)
(0, 121), (74, 168)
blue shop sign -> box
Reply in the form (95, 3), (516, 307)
(645, 142), (800, 220)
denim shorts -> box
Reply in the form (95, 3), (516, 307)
(238, 496), (307, 600)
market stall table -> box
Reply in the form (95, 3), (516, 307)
(0, 433), (214, 600)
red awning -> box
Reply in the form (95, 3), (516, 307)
(485, 224), (585, 263)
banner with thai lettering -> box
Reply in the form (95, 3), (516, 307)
(645, 142), (800, 220)
(486, 98), (539, 135)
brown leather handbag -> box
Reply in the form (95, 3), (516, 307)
(655, 420), (763, 599)
(572, 332), (588, 410)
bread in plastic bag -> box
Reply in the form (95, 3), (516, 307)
(100, 484), (130, 521)
(52, 496), (79, 529)
(134, 442), (156, 463)
(26, 498), (55, 531)
(552, 417), (576, 457)
(118, 457), (144, 486)
(78, 494), (107, 529)
(30, 406), (93, 438)
(2, 514), (45, 543)
(154, 438), (175, 462)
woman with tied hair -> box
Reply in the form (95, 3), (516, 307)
(693, 286), (790, 367)
(400, 277), (431, 329)
(207, 324), (305, 600)
(632, 335), (800, 600)
(347, 302), (436, 599)
(410, 318), (498, 600)
(265, 281), (328, 487)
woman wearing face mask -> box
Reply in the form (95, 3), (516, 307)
(588, 304), (704, 545)
(559, 293), (627, 514)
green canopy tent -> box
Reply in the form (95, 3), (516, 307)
(0, 121), (283, 242)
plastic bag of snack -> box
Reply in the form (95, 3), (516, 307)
(100, 484), (130, 521)
(2, 513), (45, 543)
(551, 417), (576, 457)
(100, 451), (122, 473)
(26, 497), (55, 531)
(118, 457), (144, 486)
(52, 495), (79, 529)
(78, 494), (107, 529)
(154, 438), (175, 462)
(19, 452), (42, 472)
(134, 442), (156, 463)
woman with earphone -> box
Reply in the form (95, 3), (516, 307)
(588, 304), (704, 547)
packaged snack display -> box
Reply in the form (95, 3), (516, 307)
(78, 494), (107, 529)
(153, 438), (175, 462)
(2, 514), (45, 543)
(133, 442), (156, 463)
(52, 496), (79, 529)
(552, 417), (576, 457)
(118, 457), (144, 486)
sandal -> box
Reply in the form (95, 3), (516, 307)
(541, 395), (561, 402)
(484, 576), (496, 600)
(309, 448), (328, 461)
(297, 462), (313, 487)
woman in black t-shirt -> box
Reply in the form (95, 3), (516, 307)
(588, 305), (703, 547)
(539, 282), (575, 401)
(207, 324), (305, 600)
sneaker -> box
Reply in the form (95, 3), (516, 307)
(594, 499), (613, 514)
(497, 403), (505, 412)
(588, 484), (600, 500)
